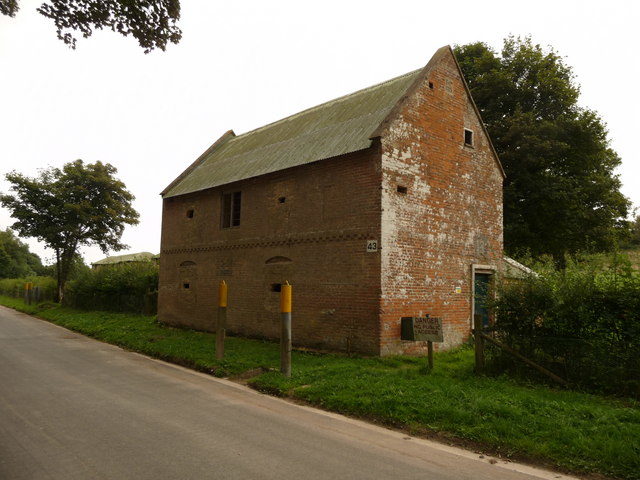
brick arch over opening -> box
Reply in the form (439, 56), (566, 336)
(180, 260), (196, 267)
(265, 256), (292, 265)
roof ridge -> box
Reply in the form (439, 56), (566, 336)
(230, 68), (422, 141)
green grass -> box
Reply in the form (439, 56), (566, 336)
(2, 295), (639, 480)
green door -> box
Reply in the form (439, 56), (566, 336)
(474, 273), (492, 328)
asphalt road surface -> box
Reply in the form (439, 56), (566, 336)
(0, 305), (575, 480)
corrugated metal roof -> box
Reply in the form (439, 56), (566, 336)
(163, 69), (421, 198)
(92, 252), (156, 265)
(503, 256), (538, 278)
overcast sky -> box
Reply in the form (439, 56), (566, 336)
(1, 0), (638, 264)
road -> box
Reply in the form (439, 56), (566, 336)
(0, 305), (574, 480)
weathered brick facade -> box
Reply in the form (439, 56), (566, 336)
(378, 51), (503, 355)
(158, 47), (503, 355)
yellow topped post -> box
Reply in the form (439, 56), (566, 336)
(218, 280), (228, 307)
(280, 281), (292, 377)
(24, 282), (34, 305)
(216, 280), (227, 360)
(280, 281), (292, 313)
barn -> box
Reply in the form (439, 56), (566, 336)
(158, 46), (504, 355)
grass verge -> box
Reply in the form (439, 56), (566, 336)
(1, 296), (639, 480)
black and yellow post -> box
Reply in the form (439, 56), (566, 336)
(216, 280), (227, 360)
(280, 281), (292, 377)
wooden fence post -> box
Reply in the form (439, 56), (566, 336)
(474, 314), (485, 374)
(280, 281), (292, 377)
(216, 280), (227, 360)
(427, 340), (434, 370)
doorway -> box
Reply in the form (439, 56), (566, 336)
(473, 271), (493, 328)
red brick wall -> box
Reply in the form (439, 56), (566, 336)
(159, 148), (383, 354)
(159, 49), (503, 356)
(379, 50), (504, 355)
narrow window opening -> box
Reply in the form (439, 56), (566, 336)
(186, 209), (194, 218)
(183, 283), (190, 289)
(464, 129), (474, 147)
(222, 191), (241, 228)
(232, 191), (241, 226)
(428, 81), (434, 89)
(278, 196), (286, 204)
(271, 283), (282, 292)
(397, 185), (408, 194)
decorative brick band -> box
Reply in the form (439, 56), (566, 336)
(161, 231), (373, 255)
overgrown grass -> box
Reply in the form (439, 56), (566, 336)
(1, 296), (639, 480)
(580, 247), (640, 271)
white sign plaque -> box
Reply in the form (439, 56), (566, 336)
(366, 240), (378, 252)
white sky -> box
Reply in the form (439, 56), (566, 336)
(1, 0), (638, 265)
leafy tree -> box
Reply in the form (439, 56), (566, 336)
(455, 37), (630, 268)
(627, 215), (640, 247)
(1, 160), (139, 301)
(0, 228), (44, 278)
(0, 0), (181, 52)
(40, 252), (90, 282)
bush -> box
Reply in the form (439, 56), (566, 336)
(491, 255), (640, 397)
(64, 262), (158, 315)
(0, 275), (57, 301)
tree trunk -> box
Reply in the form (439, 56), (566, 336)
(55, 249), (63, 303)
(552, 251), (567, 270)
(58, 249), (75, 304)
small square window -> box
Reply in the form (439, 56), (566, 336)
(464, 129), (474, 147)
(397, 185), (408, 194)
(428, 81), (434, 89)
(183, 283), (190, 289)
(186, 209), (194, 218)
(222, 191), (241, 228)
(271, 283), (282, 292)
(278, 197), (286, 204)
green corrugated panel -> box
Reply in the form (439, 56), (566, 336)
(164, 69), (421, 198)
(92, 252), (156, 265)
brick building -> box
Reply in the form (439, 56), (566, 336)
(158, 46), (504, 355)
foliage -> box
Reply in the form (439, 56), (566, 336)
(0, 0), (181, 52)
(491, 255), (640, 397)
(1, 160), (139, 301)
(1, 295), (639, 479)
(455, 37), (630, 267)
(64, 261), (158, 314)
(0, 228), (45, 278)
(0, 0), (17, 16)
(40, 252), (91, 283)
(0, 275), (57, 301)
(626, 215), (640, 247)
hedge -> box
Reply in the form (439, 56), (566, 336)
(64, 262), (158, 315)
(491, 256), (640, 397)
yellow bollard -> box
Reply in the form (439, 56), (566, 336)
(280, 281), (292, 313)
(216, 280), (227, 360)
(280, 281), (292, 377)
(218, 280), (228, 307)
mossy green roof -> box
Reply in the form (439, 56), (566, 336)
(92, 252), (156, 266)
(163, 69), (421, 198)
